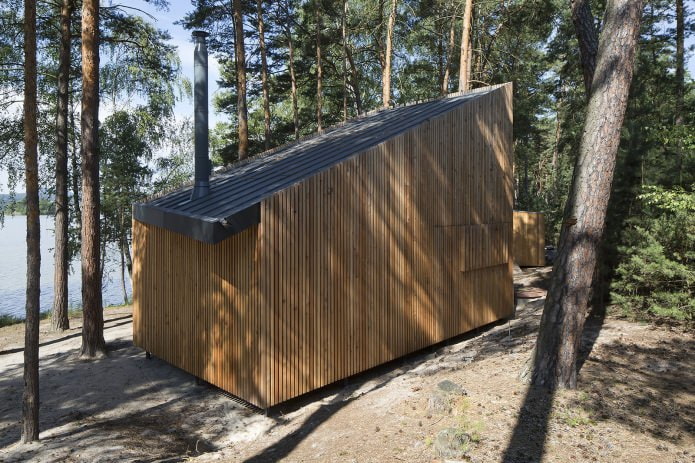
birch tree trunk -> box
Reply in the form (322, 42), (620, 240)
(52, 0), (71, 332)
(457, 0), (473, 92)
(382, 0), (397, 107)
(80, 0), (106, 358)
(22, 0), (40, 443)
(257, 0), (271, 150)
(530, 0), (644, 389)
(233, 0), (249, 159)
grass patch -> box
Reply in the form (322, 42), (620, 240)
(556, 407), (595, 428)
(0, 314), (25, 328)
(0, 303), (131, 328)
(452, 397), (485, 445)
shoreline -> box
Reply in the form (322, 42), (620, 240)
(0, 303), (130, 328)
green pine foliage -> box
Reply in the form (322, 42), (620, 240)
(610, 186), (695, 322)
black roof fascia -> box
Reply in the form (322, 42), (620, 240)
(133, 202), (260, 244)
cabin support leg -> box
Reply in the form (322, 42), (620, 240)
(145, 351), (151, 360)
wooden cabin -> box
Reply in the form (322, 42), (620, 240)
(512, 211), (546, 267)
(132, 83), (515, 408)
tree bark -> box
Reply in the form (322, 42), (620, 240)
(316, 1), (323, 130)
(442, 4), (456, 95)
(530, 0), (644, 389)
(287, 25), (299, 139)
(22, 0), (40, 443)
(345, 41), (363, 115)
(70, 96), (81, 227)
(257, 0), (271, 150)
(570, 0), (599, 96)
(233, 0), (249, 159)
(382, 0), (397, 107)
(675, 0), (684, 183)
(119, 209), (128, 304)
(675, 0), (684, 122)
(52, 0), (72, 332)
(457, 0), (473, 91)
(80, 0), (106, 358)
(342, 0), (349, 121)
(124, 234), (133, 278)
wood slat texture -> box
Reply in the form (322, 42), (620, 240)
(512, 211), (546, 267)
(133, 83), (514, 408)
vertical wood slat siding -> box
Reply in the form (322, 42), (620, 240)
(133, 83), (514, 408)
(512, 211), (546, 267)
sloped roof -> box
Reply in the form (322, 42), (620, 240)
(134, 86), (498, 244)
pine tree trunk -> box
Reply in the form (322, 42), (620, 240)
(316, 2), (323, 131)
(342, 0), (349, 121)
(70, 96), (81, 228)
(279, 9), (300, 141)
(382, 0), (397, 107)
(124, 233), (133, 278)
(52, 0), (71, 332)
(233, 0), (249, 159)
(442, 6), (456, 95)
(287, 23), (299, 140)
(22, 0), (40, 443)
(675, 0), (684, 122)
(119, 209), (128, 304)
(675, 0), (684, 183)
(531, 0), (644, 389)
(570, 0), (599, 96)
(257, 0), (271, 150)
(437, 26), (444, 94)
(80, 0), (106, 358)
(458, 0), (473, 91)
(345, 44), (363, 115)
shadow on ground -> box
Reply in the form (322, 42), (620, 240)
(0, 319), (267, 463)
(501, 304), (694, 462)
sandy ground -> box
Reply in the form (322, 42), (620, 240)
(1, 268), (693, 463)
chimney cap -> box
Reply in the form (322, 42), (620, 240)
(192, 30), (209, 39)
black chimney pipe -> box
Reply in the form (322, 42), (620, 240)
(191, 31), (210, 200)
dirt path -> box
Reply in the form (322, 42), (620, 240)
(1, 268), (693, 463)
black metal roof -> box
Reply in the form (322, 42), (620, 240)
(134, 88), (495, 244)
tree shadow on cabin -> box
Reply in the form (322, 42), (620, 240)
(243, 88), (515, 461)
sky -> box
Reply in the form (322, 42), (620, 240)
(136, 1), (223, 126)
(1, 2), (694, 193)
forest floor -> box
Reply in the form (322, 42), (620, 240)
(0, 267), (693, 463)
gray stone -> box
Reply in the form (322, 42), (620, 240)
(437, 380), (468, 396)
(447, 352), (477, 365)
(434, 428), (472, 459)
(427, 392), (453, 414)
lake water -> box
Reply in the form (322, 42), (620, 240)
(0, 215), (132, 318)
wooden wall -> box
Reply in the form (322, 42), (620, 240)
(512, 211), (546, 267)
(133, 83), (514, 408)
